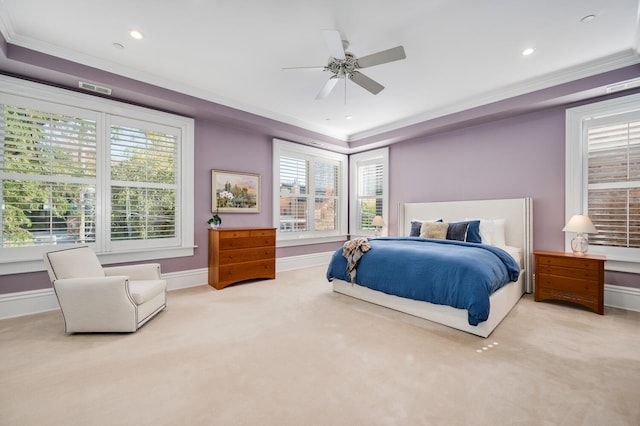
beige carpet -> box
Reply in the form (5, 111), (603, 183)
(1, 265), (639, 426)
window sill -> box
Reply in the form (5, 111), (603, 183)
(605, 260), (640, 274)
(0, 246), (195, 276)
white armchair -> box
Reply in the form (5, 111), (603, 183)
(43, 246), (167, 333)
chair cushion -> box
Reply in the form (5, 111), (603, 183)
(46, 247), (104, 279)
(128, 280), (166, 305)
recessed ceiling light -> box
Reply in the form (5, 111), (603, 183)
(522, 47), (535, 56)
(581, 14), (596, 23)
(129, 30), (143, 40)
(345, 115), (353, 120)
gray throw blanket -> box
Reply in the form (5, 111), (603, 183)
(342, 238), (371, 283)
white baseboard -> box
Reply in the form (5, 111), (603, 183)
(3, 253), (637, 320)
(0, 288), (62, 320)
(0, 267), (210, 320)
(276, 251), (335, 272)
(604, 284), (640, 312)
(0, 252), (335, 320)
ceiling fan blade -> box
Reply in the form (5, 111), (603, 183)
(282, 66), (325, 71)
(316, 77), (339, 99)
(356, 46), (406, 68)
(350, 72), (384, 95)
(322, 30), (346, 60)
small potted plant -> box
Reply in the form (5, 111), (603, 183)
(208, 209), (222, 228)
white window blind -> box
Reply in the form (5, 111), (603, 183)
(350, 148), (389, 236)
(357, 161), (384, 230)
(273, 139), (347, 244)
(0, 75), (194, 274)
(586, 117), (640, 249)
(110, 123), (178, 243)
(314, 161), (339, 231)
(566, 93), (640, 272)
(279, 155), (309, 232)
(1, 102), (97, 247)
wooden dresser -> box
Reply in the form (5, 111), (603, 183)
(208, 227), (276, 290)
(534, 250), (605, 314)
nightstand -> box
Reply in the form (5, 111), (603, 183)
(534, 250), (605, 314)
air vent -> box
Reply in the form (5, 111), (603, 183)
(78, 81), (112, 95)
(606, 77), (640, 94)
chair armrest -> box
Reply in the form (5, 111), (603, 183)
(52, 276), (138, 332)
(53, 276), (136, 312)
(104, 263), (162, 280)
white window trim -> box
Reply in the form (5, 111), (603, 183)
(349, 147), (389, 237)
(272, 139), (348, 246)
(0, 75), (194, 275)
(566, 93), (640, 273)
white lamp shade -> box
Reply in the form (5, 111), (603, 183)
(372, 215), (385, 227)
(562, 215), (597, 234)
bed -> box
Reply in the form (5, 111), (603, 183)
(327, 197), (533, 337)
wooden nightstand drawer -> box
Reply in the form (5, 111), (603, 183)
(536, 274), (599, 296)
(536, 255), (599, 271)
(536, 264), (600, 281)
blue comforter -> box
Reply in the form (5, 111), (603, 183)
(326, 237), (520, 326)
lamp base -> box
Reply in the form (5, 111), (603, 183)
(571, 233), (589, 255)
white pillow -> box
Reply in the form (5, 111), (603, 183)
(491, 218), (506, 247)
(466, 218), (506, 246)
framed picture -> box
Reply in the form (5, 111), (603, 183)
(211, 169), (260, 213)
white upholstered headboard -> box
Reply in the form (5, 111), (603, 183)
(398, 197), (533, 293)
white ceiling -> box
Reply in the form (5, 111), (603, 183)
(1, 0), (639, 142)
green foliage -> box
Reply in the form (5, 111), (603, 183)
(2, 109), (176, 246)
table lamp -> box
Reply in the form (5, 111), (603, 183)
(372, 215), (384, 237)
(562, 214), (597, 255)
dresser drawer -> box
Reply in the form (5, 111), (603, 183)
(219, 259), (275, 283)
(218, 230), (251, 239)
(250, 229), (276, 238)
(219, 236), (275, 250)
(217, 247), (275, 263)
(536, 273), (599, 296)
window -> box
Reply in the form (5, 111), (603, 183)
(566, 93), (640, 273)
(350, 148), (389, 236)
(0, 75), (194, 274)
(273, 139), (347, 245)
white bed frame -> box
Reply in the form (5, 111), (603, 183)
(332, 197), (533, 337)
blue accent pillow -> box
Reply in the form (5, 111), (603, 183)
(446, 222), (469, 241)
(447, 220), (482, 243)
(409, 221), (422, 237)
(464, 220), (482, 243)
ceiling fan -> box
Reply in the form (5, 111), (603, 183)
(286, 30), (407, 100)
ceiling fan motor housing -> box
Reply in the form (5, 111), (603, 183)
(325, 52), (358, 78)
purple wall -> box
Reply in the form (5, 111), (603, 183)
(0, 40), (638, 294)
(388, 108), (565, 245)
(387, 105), (638, 288)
